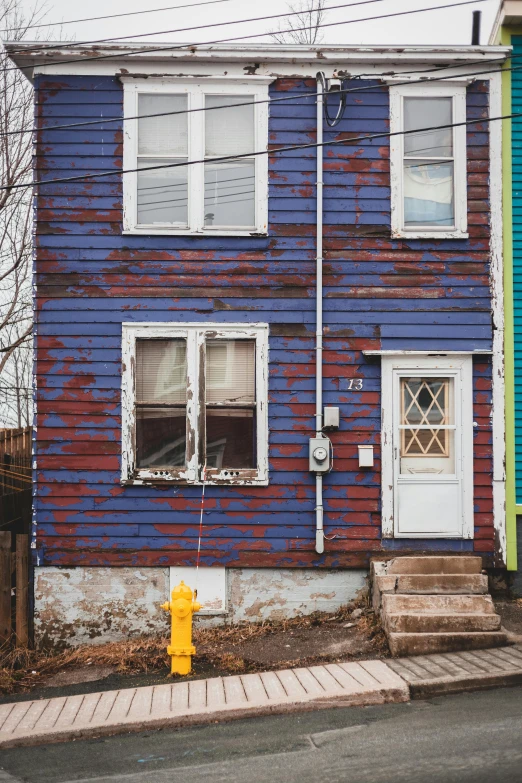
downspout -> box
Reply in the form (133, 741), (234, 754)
(315, 73), (324, 555)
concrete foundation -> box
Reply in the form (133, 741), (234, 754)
(33, 566), (368, 648)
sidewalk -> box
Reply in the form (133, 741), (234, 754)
(1, 646), (521, 749)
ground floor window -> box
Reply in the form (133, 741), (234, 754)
(122, 323), (269, 484)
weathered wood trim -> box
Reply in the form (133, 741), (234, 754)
(381, 354), (474, 540)
(489, 68), (507, 567)
(364, 350), (493, 356)
(122, 78), (269, 236)
(389, 81), (468, 240)
(121, 322), (269, 486)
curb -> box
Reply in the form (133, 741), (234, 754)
(0, 687), (408, 750)
(408, 669), (522, 699)
(0, 662), (409, 750)
(1, 646), (522, 749)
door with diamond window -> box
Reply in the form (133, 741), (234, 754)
(382, 356), (473, 539)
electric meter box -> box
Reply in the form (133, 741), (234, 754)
(323, 407), (340, 430)
(309, 437), (332, 473)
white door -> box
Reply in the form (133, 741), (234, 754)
(382, 356), (473, 539)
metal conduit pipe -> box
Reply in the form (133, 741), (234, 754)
(315, 72), (324, 555)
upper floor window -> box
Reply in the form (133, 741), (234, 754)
(122, 323), (269, 485)
(123, 79), (269, 235)
(389, 83), (468, 239)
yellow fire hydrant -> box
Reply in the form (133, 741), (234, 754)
(161, 581), (202, 676)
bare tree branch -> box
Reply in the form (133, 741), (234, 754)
(269, 0), (327, 45)
(0, 0), (51, 425)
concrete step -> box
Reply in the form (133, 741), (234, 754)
(387, 631), (510, 657)
(394, 574), (489, 595)
(387, 556), (483, 576)
(381, 594), (496, 615)
(385, 612), (502, 634)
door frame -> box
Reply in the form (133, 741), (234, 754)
(381, 354), (474, 539)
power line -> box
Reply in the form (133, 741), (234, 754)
(2, 109), (519, 193)
(0, 0), (239, 34)
(1, 54), (513, 139)
(5, 0), (388, 55)
(2, 0), (487, 75)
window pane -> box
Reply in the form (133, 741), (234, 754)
(400, 377), (455, 475)
(404, 160), (454, 227)
(204, 161), (255, 227)
(136, 339), (187, 404)
(206, 339), (255, 404)
(137, 158), (188, 225)
(206, 409), (255, 469)
(138, 94), (187, 156)
(136, 408), (186, 468)
(402, 378), (452, 430)
(205, 95), (254, 156)
(404, 97), (452, 157)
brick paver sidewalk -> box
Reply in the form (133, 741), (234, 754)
(388, 644), (522, 697)
(1, 646), (521, 749)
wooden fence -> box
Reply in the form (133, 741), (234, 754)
(0, 427), (32, 496)
(0, 427), (32, 646)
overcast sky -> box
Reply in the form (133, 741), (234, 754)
(13, 0), (501, 49)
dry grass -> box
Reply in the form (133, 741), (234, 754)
(0, 601), (369, 696)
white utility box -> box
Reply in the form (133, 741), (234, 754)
(358, 445), (374, 468)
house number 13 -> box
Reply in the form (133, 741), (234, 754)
(348, 379), (363, 390)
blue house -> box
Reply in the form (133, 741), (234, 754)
(6, 41), (510, 646)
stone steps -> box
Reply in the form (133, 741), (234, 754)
(388, 632), (509, 657)
(387, 556), (483, 575)
(385, 612), (501, 634)
(371, 556), (510, 658)
(376, 573), (489, 596)
(382, 594), (496, 614)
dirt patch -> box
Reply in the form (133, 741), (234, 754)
(211, 622), (375, 667)
(43, 665), (115, 689)
(0, 602), (388, 703)
(495, 599), (522, 642)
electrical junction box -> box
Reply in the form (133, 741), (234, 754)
(309, 437), (332, 473)
(323, 406), (340, 430)
(358, 445), (374, 468)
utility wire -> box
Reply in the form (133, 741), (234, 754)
(1, 54), (514, 139)
(0, 0), (239, 34)
(2, 109), (519, 193)
(1, 0), (487, 75)
(5, 0), (388, 55)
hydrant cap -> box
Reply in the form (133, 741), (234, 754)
(172, 580), (193, 602)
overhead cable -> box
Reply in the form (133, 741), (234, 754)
(1, 0), (487, 75)
(1, 108), (519, 192)
(5, 0), (388, 55)
(0, 54), (514, 138)
(0, 0), (239, 33)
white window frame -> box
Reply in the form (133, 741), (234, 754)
(381, 354), (474, 539)
(389, 82), (468, 239)
(122, 322), (269, 485)
(122, 78), (270, 236)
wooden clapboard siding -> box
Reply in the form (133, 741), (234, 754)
(33, 74), (494, 567)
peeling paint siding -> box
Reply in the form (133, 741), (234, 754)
(34, 567), (170, 647)
(33, 565), (367, 646)
(227, 568), (367, 622)
(33, 75), (497, 567)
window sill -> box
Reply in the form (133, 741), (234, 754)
(122, 228), (268, 238)
(391, 229), (469, 240)
(122, 476), (269, 487)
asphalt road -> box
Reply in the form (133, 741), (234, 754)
(1, 686), (522, 783)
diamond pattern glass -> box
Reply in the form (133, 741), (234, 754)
(401, 378), (450, 457)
